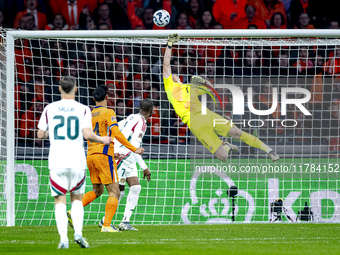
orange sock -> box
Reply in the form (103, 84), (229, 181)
(103, 197), (118, 227)
(82, 191), (97, 207)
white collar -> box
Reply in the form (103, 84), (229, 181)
(138, 113), (146, 122)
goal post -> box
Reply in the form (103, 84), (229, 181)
(5, 31), (15, 227)
(2, 29), (340, 226)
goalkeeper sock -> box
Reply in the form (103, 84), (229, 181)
(71, 200), (84, 237)
(55, 203), (68, 243)
(239, 132), (271, 153)
(122, 185), (141, 223)
(82, 191), (97, 207)
(119, 190), (125, 203)
(103, 197), (118, 227)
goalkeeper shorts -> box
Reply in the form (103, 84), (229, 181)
(87, 153), (118, 185)
(49, 168), (86, 197)
(190, 111), (233, 154)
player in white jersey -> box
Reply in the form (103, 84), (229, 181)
(37, 76), (112, 249)
(98, 99), (153, 231)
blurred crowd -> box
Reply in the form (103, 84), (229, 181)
(1, 0), (339, 155)
(0, 0), (339, 31)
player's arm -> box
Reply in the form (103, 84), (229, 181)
(127, 121), (150, 179)
(114, 153), (125, 160)
(37, 107), (49, 139)
(83, 128), (112, 145)
(191, 76), (212, 88)
(191, 75), (214, 95)
(128, 120), (151, 181)
(111, 125), (144, 155)
(131, 153), (151, 182)
(37, 129), (49, 139)
(163, 33), (180, 79)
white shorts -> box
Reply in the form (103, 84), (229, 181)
(116, 152), (138, 186)
(49, 168), (86, 197)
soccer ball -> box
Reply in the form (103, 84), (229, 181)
(153, 10), (170, 27)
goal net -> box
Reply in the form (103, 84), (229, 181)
(1, 29), (340, 226)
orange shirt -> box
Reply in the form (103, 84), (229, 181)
(106, 77), (127, 99)
(33, 81), (45, 103)
(294, 24), (315, 29)
(323, 58), (340, 75)
(251, 0), (287, 23)
(15, 47), (32, 82)
(127, 0), (171, 29)
(310, 74), (323, 104)
(87, 106), (136, 157)
(237, 16), (268, 29)
(48, 0), (96, 28)
(13, 10), (48, 30)
(19, 110), (39, 138)
(194, 42), (224, 66)
(149, 106), (161, 136)
(293, 59), (314, 72)
(213, 0), (247, 29)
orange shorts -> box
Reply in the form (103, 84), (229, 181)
(87, 153), (118, 185)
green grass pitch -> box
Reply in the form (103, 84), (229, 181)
(1, 224), (340, 255)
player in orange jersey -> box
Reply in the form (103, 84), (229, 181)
(68, 85), (144, 233)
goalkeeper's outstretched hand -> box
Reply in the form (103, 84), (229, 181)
(190, 75), (212, 87)
(167, 33), (180, 47)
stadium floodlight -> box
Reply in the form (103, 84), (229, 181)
(1, 29), (340, 227)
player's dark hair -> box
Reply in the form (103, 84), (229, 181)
(93, 85), (108, 102)
(139, 98), (154, 114)
(60, 76), (76, 93)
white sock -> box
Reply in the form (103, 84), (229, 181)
(119, 190), (125, 203)
(122, 185), (141, 223)
(71, 200), (84, 237)
(55, 203), (68, 243)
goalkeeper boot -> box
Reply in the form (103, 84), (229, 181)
(67, 210), (74, 229)
(119, 222), (139, 231)
(57, 241), (69, 249)
(99, 216), (119, 231)
(74, 234), (90, 248)
(101, 226), (120, 232)
(268, 150), (280, 162)
(224, 141), (239, 153)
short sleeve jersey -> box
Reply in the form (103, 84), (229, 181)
(87, 106), (118, 157)
(38, 99), (92, 170)
(114, 113), (147, 155)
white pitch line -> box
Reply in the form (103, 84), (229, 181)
(0, 236), (338, 245)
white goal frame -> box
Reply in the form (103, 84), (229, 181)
(5, 29), (340, 226)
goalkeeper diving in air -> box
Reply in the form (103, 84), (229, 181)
(163, 34), (279, 162)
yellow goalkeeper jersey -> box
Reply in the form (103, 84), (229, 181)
(163, 75), (207, 128)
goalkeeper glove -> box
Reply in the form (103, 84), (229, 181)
(191, 75), (211, 87)
(167, 33), (180, 47)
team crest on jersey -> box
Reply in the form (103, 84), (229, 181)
(120, 178), (126, 183)
(111, 116), (116, 122)
(138, 133), (143, 138)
